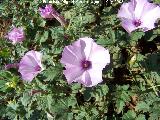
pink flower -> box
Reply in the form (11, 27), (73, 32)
(6, 27), (25, 44)
(117, 0), (160, 33)
(39, 4), (67, 27)
(18, 50), (44, 82)
(61, 37), (110, 87)
(39, 4), (54, 19)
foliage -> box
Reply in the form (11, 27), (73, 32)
(0, 0), (160, 119)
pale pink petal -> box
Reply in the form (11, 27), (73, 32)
(18, 50), (43, 82)
(140, 2), (157, 17)
(118, 2), (134, 19)
(134, 0), (148, 19)
(20, 55), (37, 68)
(89, 43), (110, 69)
(31, 51), (43, 67)
(72, 39), (86, 59)
(19, 64), (37, 73)
(39, 4), (54, 19)
(39, 4), (67, 26)
(86, 68), (103, 87)
(19, 63), (42, 82)
(121, 18), (138, 33)
(61, 43), (85, 67)
(61, 47), (79, 67)
(6, 27), (25, 44)
(21, 73), (37, 82)
(20, 50), (42, 68)
(63, 67), (84, 84)
(77, 71), (92, 87)
(19, 67), (39, 82)
(141, 6), (160, 30)
(78, 37), (94, 59)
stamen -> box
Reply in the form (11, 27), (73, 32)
(133, 19), (141, 27)
(81, 60), (92, 70)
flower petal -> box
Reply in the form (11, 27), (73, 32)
(77, 71), (92, 87)
(133, 0), (148, 18)
(78, 37), (94, 59)
(61, 42), (85, 67)
(63, 67), (84, 84)
(86, 68), (103, 87)
(21, 73), (37, 82)
(39, 4), (54, 18)
(31, 51), (43, 66)
(121, 18), (138, 33)
(20, 53), (37, 68)
(89, 43), (110, 69)
(118, 2), (134, 19)
(18, 50), (43, 82)
(141, 5), (160, 30)
(6, 27), (25, 44)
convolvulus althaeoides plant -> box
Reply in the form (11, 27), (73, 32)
(0, 0), (160, 119)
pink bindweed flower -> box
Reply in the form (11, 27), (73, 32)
(18, 50), (44, 82)
(117, 0), (160, 33)
(60, 37), (110, 87)
(39, 4), (67, 27)
(5, 26), (25, 44)
(39, 4), (54, 19)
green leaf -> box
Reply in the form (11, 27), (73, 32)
(35, 31), (49, 43)
(20, 92), (31, 107)
(67, 113), (74, 120)
(116, 100), (125, 114)
(43, 66), (62, 81)
(129, 31), (145, 46)
(50, 27), (64, 40)
(0, 71), (12, 79)
(122, 110), (136, 120)
(47, 94), (55, 111)
(83, 88), (92, 101)
(37, 18), (46, 27)
(40, 31), (49, 43)
(7, 101), (19, 111)
(0, 80), (7, 88)
(153, 0), (160, 4)
(82, 12), (95, 24)
(135, 101), (150, 112)
(0, 48), (10, 58)
(96, 84), (109, 97)
(65, 96), (77, 107)
(148, 102), (160, 120)
(136, 114), (146, 120)
(130, 31), (145, 42)
(71, 84), (81, 93)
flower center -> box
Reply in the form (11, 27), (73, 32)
(81, 60), (92, 70)
(133, 19), (141, 27)
(35, 65), (41, 71)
